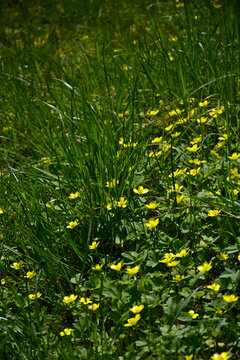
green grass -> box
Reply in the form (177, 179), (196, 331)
(1, 0), (240, 359)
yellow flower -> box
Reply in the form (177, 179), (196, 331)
(168, 109), (183, 117)
(165, 124), (174, 131)
(79, 297), (92, 304)
(0, 208), (4, 215)
(197, 116), (208, 124)
(117, 197), (127, 208)
(222, 294), (239, 303)
(169, 169), (187, 178)
(199, 100), (209, 107)
(106, 179), (119, 187)
(88, 303), (100, 310)
(188, 310), (199, 319)
(10, 261), (25, 270)
(185, 355), (193, 360)
(145, 202), (160, 209)
(173, 274), (184, 281)
(216, 253), (229, 260)
(63, 294), (78, 304)
(207, 283), (220, 291)
(168, 52), (174, 61)
(197, 261), (212, 272)
(167, 184), (183, 192)
(171, 131), (181, 138)
(159, 253), (175, 263)
(110, 262), (122, 271)
(129, 305), (144, 313)
(24, 271), (36, 279)
(211, 352), (230, 360)
(146, 110), (159, 116)
(218, 134), (228, 141)
(68, 191), (80, 199)
(189, 158), (206, 165)
(228, 152), (240, 160)
(188, 167), (201, 176)
(151, 137), (162, 143)
(186, 144), (200, 152)
(190, 135), (202, 144)
(208, 209), (222, 217)
(1, 279), (6, 285)
(66, 220), (79, 229)
(167, 260), (180, 267)
(124, 314), (141, 327)
(175, 249), (189, 258)
(176, 194), (185, 204)
(92, 264), (103, 271)
(28, 292), (42, 300)
(41, 157), (52, 164)
(89, 241), (100, 250)
(133, 186), (149, 195)
(60, 328), (72, 336)
(144, 218), (159, 228)
(126, 265), (140, 275)
(238, 254), (240, 261)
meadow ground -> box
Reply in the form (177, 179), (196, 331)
(0, 0), (240, 359)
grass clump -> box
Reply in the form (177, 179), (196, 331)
(0, 0), (240, 359)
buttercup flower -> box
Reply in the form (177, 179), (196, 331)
(29, 292), (42, 300)
(207, 283), (220, 291)
(66, 220), (79, 229)
(188, 310), (199, 319)
(89, 241), (100, 250)
(10, 261), (25, 270)
(197, 261), (212, 272)
(133, 186), (149, 195)
(69, 191), (80, 199)
(145, 202), (160, 209)
(126, 265), (140, 275)
(24, 271), (36, 279)
(110, 262), (122, 271)
(144, 218), (159, 228)
(228, 152), (240, 160)
(211, 352), (230, 360)
(208, 209), (222, 217)
(92, 264), (103, 271)
(199, 100), (209, 107)
(63, 294), (78, 304)
(175, 249), (189, 258)
(216, 253), (228, 260)
(173, 274), (184, 281)
(222, 294), (239, 303)
(79, 297), (92, 304)
(129, 305), (144, 313)
(146, 110), (159, 116)
(124, 314), (141, 327)
(186, 144), (200, 152)
(151, 137), (162, 143)
(167, 260), (180, 267)
(117, 197), (127, 208)
(106, 179), (119, 188)
(159, 253), (175, 264)
(88, 303), (100, 310)
(60, 328), (72, 336)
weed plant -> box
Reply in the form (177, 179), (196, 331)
(0, 0), (240, 359)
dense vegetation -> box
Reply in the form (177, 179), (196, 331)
(0, 0), (240, 359)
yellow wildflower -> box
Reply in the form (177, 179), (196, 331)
(133, 186), (149, 195)
(207, 283), (220, 291)
(211, 352), (230, 360)
(165, 124), (174, 131)
(151, 136), (162, 143)
(169, 109), (183, 117)
(175, 249), (189, 258)
(159, 253), (175, 263)
(188, 310), (199, 319)
(197, 261), (212, 272)
(189, 159), (206, 165)
(60, 328), (72, 336)
(199, 100), (209, 107)
(169, 168), (187, 178)
(168, 52), (174, 61)
(0, 208), (4, 215)
(66, 220), (79, 229)
(167, 184), (183, 192)
(186, 144), (200, 152)
(89, 241), (100, 250)
(88, 303), (100, 310)
(63, 294), (78, 304)
(216, 253), (229, 260)
(144, 218), (159, 228)
(218, 134), (228, 141)
(197, 116), (208, 124)
(29, 292), (42, 300)
(69, 191), (80, 199)
(222, 294), (239, 303)
(145, 202), (160, 209)
(92, 264), (103, 271)
(24, 271), (36, 279)
(10, 261), (25, 270)
(208, 209), (222, 217)
(228, 152), (240, 160)
(185, 355), (193, 360)
(167, 260), (180, 267)
(188, 167), (201, 176)
(173, 274), (184, 281)
(190, 135), (202, 144)
(125, 265), (140, 275)
(129, 305), (144, 313)
(110, 262), (122, 271)
(106, 179), (119, 188)
(238, 254), (240, 261)
(146, 110), (159, 116)
(171, 131), (181, 138)
(124, 314), (141, 327)
(1, 279), (6, 285)
(117, 197), (127, 208)
(79, 297), (92, 304)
